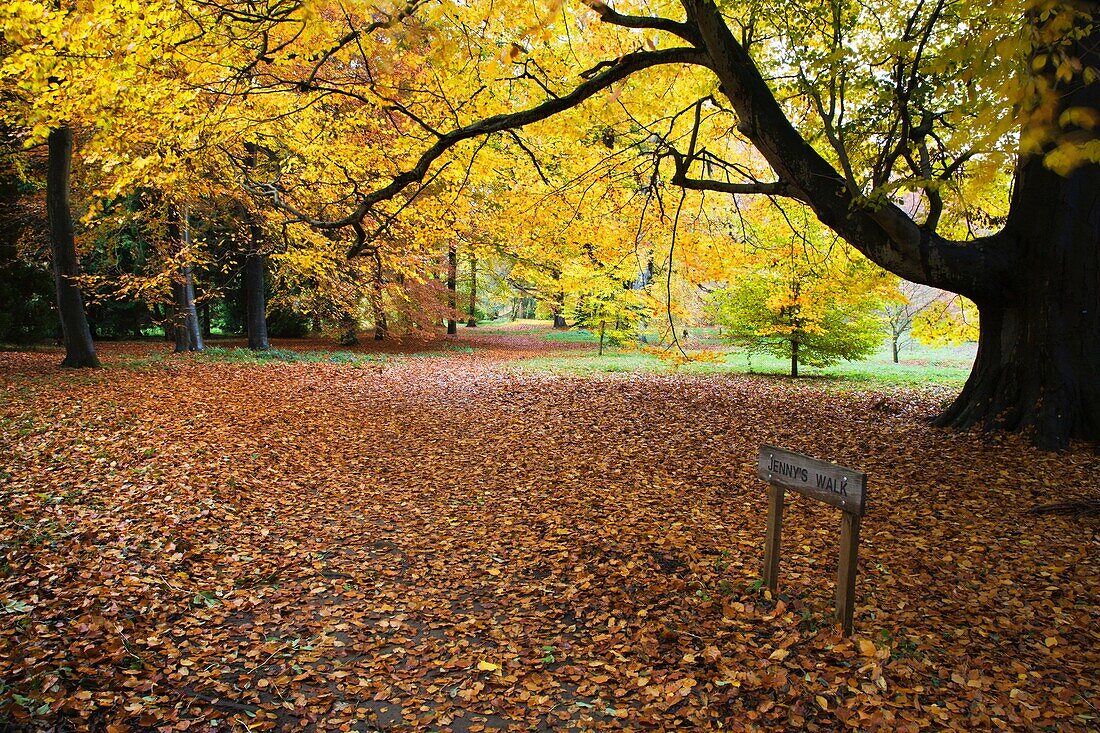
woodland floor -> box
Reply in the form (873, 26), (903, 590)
(1, 326), (1098, 732)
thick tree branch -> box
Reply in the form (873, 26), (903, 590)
(584, 1), (702, 45)
(251, 47), (710, 256)
(671, 174), (803, 200)
(682, 0), (1012, 302)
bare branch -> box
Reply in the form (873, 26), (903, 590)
(507, 131), (552, 185)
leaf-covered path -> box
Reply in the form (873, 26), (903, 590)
(1, 334), (1097, 731)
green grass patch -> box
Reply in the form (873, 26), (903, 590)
(542, 329), (598, 343)
(199, 347), (390, 367)
(522, 351), (666, 373)
(517, 342), (975, 388)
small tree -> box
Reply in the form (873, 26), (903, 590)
(570, 288), (647, 355)
(882, 281), (941, 363)
(566, 258), (652, 356)
(710, 223), (892, 376)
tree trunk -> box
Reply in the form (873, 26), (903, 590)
(552, 289), (567, 328)
(201, 300), (211, 340)
(686, 0), (1099, 447)
(338, 313), (358, 346)
(242, 144), (270, 350)
(447, 243), (457, 335)
(892, 337), (899, 364)
(370, 249), (387, 341)
(46, 127), (99, 368)
(466, 252), (477, 327)
(371, 282), (388, 341)
(169, 206), (203, 353)
(934, 154), (1100, 448)
(173, 267), (202, 353)
(373, 302), (388, 341)
(929, 8), (1100, 449)
(245, 247), (269, 350)
(790, 338), (799, 378)
(598, 320), (606, 356)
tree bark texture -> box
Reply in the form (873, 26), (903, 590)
(168, 207), (203, 353)
(929, 10), (1100, 449)
(552, 288), (567, 328)
(372, 300), (388, 340)
(46, 127), (99, 368)
(371, 249), (387, 340)
(934, 155), (1100, 448)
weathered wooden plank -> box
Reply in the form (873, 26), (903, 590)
(835, 512), (861, 636)
(756, 444), (867, 516)
(762, 483), (785, 593)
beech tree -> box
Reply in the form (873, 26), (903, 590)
(242, 0), (1095, 448)
(709, 209), (893, 376)
(46, 127), (99, 367)
(5, 0), (1096, 446)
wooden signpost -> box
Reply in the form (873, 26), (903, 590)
(756, 444), (867, 635)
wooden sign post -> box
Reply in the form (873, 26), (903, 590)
(757, 445), (867, 635)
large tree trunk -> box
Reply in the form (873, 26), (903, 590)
(173, 268), (202, 353)
(931, 7), (1100, 449)
(46, 127), (99, 368)
(446, 243), (457, 335)
(684, 0), (1099, 447)
(935, 155), (1100, 448)
(790, 338), (799, 378)
(168, 206), (203, 353)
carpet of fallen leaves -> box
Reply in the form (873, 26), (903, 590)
(1, 329), (1098, 732)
